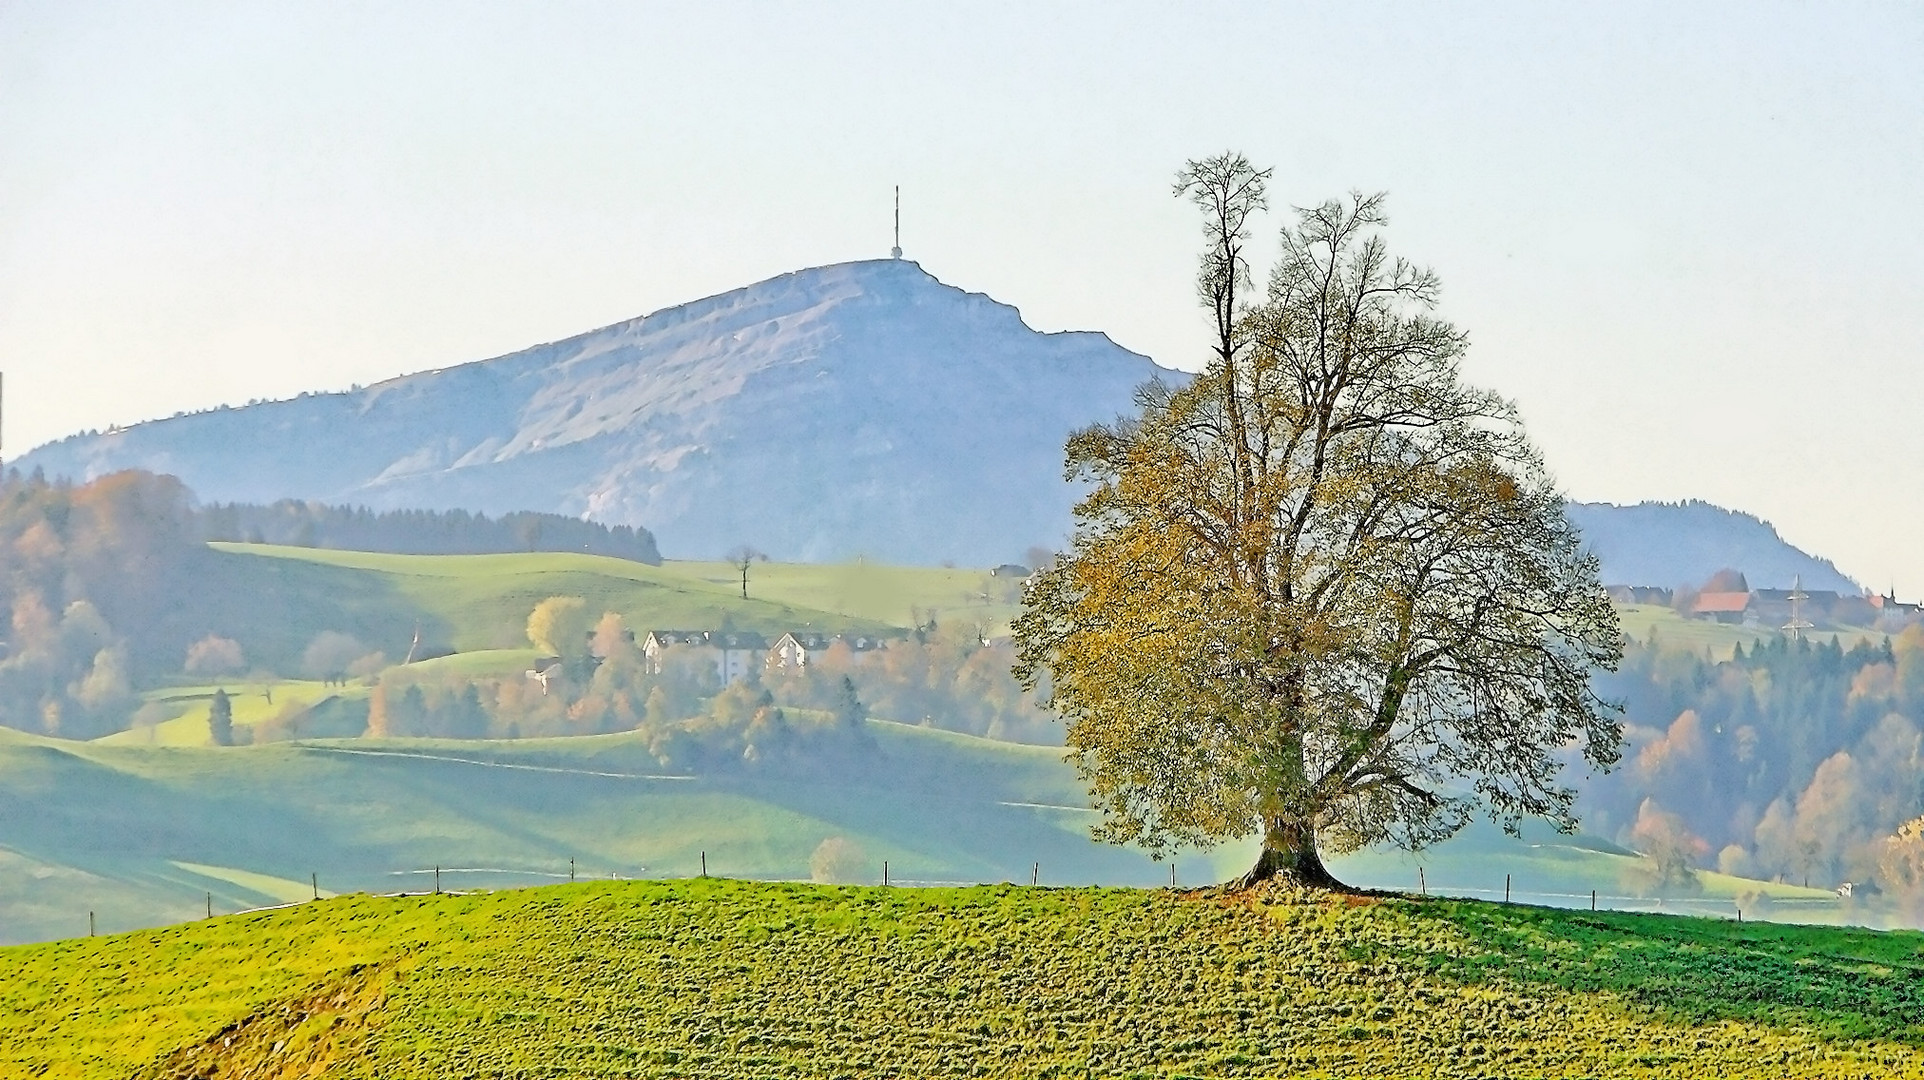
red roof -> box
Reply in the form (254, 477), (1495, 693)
(1692, 591), (1750, 614)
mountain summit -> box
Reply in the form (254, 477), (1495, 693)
(18, 260), (1170, 563)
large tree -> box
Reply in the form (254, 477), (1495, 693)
(1014, 154), (1622, 889)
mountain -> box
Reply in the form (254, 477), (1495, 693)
(1567, 499), (1859, 592)
(15, 260), (1168, 564)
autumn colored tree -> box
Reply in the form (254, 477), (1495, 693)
(809, 836), (870, 884)
(184, 634), (247, 676)
(1015, 154), (1622, 889)
(526, 596), (595, 679)
(1878, 817), (1924, 922)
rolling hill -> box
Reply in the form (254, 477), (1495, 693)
(1568, 499), (1859, 591)
(172, 543), (903, 672)
(0, 714), (1839, 948)
(3, 878), (1918, 1078)
(14, 259), (1168, 565)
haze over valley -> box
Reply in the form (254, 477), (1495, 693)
(5, 6), (1923, 1077)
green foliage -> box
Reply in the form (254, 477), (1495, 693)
(205, 689), (233, 747)
(4, 880), (1923, 1078)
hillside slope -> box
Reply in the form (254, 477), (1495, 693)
(1569, 500), (1859, 591)
(4, 880), (1921, 1079)
(0, 717), (1839, 947)
(15, 260), (1168, 565)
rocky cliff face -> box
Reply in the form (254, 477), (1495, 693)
(17, 260), (1171, 563)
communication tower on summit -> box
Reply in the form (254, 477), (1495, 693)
(891, 186), (903, 259)
(1782, 574), (1813, 641)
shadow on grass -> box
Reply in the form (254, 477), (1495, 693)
(1390, 894), (1924, 1045)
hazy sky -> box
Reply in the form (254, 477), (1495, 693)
(3, 3), (1920, 590)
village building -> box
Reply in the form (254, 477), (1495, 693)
(1689, 590), (1751, 625)
(641, 630), (769, 683)
(1748, 588), (1843, 629)
(1605, 585), (1674, 606)
(1870, 590), (1924, 628)
(766, 631), (890, 673)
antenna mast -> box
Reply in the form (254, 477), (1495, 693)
(891, 186), (903, 259)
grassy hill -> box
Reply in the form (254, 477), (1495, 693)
(0, 719), (1840, 948)
(205, 543), (901, 657)
(656, 557), (1025, 633)
(1614, 603), (1884, 660)
(3, 879), (1920, 1079)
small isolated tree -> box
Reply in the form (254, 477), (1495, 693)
(1015, 153), (1622, 890)
(184, 634), (247, 676)
(810, 836), (870, 884)
(726, 545), (766, 600)
(302, 631), (367, 685)
(207, 688), (234, 747)
(1625, 798), (1706, 896)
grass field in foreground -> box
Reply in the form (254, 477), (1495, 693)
(3, 879), (1921, 1079)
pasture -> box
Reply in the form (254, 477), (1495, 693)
(2, 878), (1919, 1078)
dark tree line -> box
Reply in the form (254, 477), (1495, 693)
(197, 500), (659, 564)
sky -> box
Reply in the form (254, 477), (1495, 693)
(2, 3), (1921, 591)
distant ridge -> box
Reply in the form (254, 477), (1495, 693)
(14, 260), (1170, 565)
(1566, 500), (1858, 592)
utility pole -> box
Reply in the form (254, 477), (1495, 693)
(1783, 575), (1813, 641)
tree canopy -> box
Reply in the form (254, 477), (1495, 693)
(1014, 153), (1623, 888)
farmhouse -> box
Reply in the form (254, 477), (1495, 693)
(1690, 591), (1751, 625)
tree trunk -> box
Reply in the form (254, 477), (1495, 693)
(1234, 818), (1346, 892)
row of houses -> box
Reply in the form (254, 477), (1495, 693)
(639, 629), (896, 683)
(1605, 583), (1924, 630)
(1687, 587), (1923, 629)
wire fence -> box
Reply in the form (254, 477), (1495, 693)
(67, 855), (1858, 943)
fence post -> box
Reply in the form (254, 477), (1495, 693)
(700, 851), (707, 878)
(570, 858), (576, 883)
(1418, 867), (1426, 896)
(1591, 889), (1596, 912)
(1170, 863), (1177, 889)
(207, 892), (212, 919)
(312, 873), (318, 901)
(434, 866), (441, 895)
(883, 860), (889, 887)
(1504, 874), (1511, 904)
(1032, 862), (1039, 887)
(89, 911), (95, 937)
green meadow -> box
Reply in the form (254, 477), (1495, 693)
(3, 878), (1920, 1079)
(1614, 603), (1883, 659)
(1, 717), (1836, 947)
(205, 543), (982, 656)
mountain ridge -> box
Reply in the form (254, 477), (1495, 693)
(1566, 498), (1859, 592)
(16, 260), (1169, 564)
(14, 261), (1871, 587)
